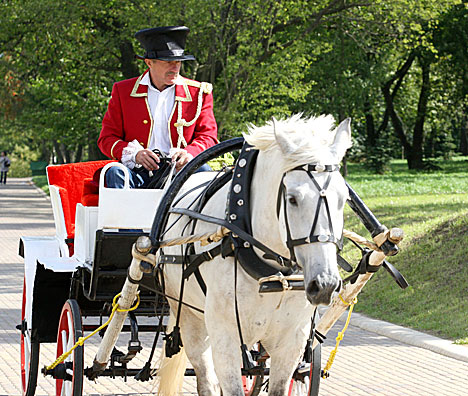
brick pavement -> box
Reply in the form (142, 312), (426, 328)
(1, 178), (468, 396)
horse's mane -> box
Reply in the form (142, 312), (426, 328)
(243, 114), (342, 170)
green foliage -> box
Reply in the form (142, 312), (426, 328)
(1, 0), (467, 169)
(207, 152), (235, 170)
(1, 143), (41, 177)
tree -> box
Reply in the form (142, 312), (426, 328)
(1, 0), (372, 161)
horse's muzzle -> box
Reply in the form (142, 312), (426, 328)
(306, 277), (342, 306)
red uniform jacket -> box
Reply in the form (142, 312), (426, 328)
(98, 71), (218, 160)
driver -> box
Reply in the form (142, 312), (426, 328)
(98, 26), (218, 188)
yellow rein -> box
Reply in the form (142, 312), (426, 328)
(45, 292), (140, 371)
(321, 294), (358, 379)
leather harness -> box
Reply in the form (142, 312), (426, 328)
(159, 142), (346, 290)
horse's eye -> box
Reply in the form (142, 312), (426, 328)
(288, 196), (298, 206)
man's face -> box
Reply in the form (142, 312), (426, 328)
(145, 59), (181, 91)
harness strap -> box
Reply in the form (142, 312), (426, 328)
(280, 169), (343, 259)
(193, 269), (207, 295)
(159, 244), (223, 293)
(234, 251), (255, 371)
(304, 308), (326, 363)
(287, 235), (343, 249)
(183, 245), (222, 280)
(169, 207), (292, 266)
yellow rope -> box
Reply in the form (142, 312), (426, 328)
(45, 292), (140, 371)
(321, 295), (358, 379)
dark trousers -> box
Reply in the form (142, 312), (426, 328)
(0, 171), (7, 184)
(105, 163), (212, 189)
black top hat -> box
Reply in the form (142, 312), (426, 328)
(134, 26), (195, 61)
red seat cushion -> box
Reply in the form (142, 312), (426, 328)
(81, 177), (100, 207)
(46, 160), (114, 243)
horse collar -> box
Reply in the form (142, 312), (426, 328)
(227, 143), (293, 280)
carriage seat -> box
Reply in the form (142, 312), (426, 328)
(46, 160), (114, 255)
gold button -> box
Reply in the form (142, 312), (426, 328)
(143, 119), (148, 124)
(140, 142), (145, 147)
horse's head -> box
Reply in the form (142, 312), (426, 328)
(246, 115), (352, 306)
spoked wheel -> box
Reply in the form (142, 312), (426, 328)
(243, 374), (264, 396)
(20, 277), (40, 396)
(55, 299), (83, 396)
(288, 343), (321, 396)
(242, 344), (267, 396)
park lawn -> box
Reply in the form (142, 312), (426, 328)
(33, 175), (48, 194)
(342, 157), (468, 344)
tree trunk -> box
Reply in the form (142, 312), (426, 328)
(363, 100), (376, 146)
(381, 53), (414, 158)
(88, 129), (107, 161)
(460, 106), (468, 155)
(119, 40), (140, 79)
(381, 51), (433, 170)
(410, 55), (431, 169)
(74, 144), (83, 163)
(53, 141), (65, 164)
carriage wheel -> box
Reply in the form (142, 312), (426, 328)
(242, 343), (266, 396)
(55, 299), (84, 396)
(288, 343), (321, 396)
(20, 277), (40, 396)
(242, 374), (264, 396)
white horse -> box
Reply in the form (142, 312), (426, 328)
(158, 114), (352, 396)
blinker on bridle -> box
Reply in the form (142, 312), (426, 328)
(278, 163), (344, 266)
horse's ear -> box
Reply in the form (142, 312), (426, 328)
(273, 117), (299, 156)
(331, 118), (352, 161)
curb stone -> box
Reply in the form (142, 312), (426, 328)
(335, 311), (468, 363)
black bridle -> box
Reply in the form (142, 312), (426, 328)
(278, 164), (344, 266)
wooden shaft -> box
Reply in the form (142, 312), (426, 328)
(94, 257), (143, 365)
(314, 250), (386, 348)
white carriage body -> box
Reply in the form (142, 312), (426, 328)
(20, 161), (166, 342)
(22, 162), (165, 268)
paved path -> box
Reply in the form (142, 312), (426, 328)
(1, 178), (467, 396)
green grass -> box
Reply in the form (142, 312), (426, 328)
(345, 156), (468, 197)
(32, 175), (49, 195)
(340, 157), (468, 343)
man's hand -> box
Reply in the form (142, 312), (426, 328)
(171, 149), (193, 172)
(135, 149), (160, 171)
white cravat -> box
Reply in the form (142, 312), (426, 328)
(121, 73), (175, 169)
(142, 72), (174, 154)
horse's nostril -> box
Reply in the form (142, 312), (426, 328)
(306, 281), (320, 296)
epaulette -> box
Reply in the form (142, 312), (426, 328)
(180, 77), (212, 94)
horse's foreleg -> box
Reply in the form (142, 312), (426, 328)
(205, 303), (245, 396)
(179, 309), (220, 396)
(263, 323), (310, 396)
(267, 352), (304, 396)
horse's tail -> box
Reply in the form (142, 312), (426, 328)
(154, 312), (188, 396)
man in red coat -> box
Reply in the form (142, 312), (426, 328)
(98, 26), (218, 188)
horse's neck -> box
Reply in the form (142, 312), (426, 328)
(250, 152), (289, 257)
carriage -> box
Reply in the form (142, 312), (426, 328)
(18, 116), (407, 396)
